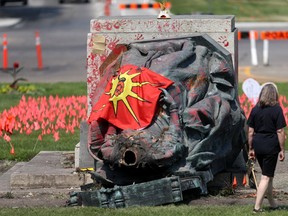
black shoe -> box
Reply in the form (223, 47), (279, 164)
(253, 208), (264, 213)
(268, 206), (286, 211)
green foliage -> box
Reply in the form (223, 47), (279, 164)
(156, 0), (288, 21)
(0, 84), (45, 95)
(1, 63), (27, 89)
(0, 85), (11, 94)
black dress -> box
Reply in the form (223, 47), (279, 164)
(247, 104), (286, 177)
(248, 104), (286, 154)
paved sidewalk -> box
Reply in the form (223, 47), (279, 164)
(239, 65), (288, 83)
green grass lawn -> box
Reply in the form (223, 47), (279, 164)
(157, 0), (288, 22)
(0, 82), (87, 161)
(0, 204), (288, 216)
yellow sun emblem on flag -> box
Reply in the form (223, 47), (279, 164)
(107, 68), (150, 123)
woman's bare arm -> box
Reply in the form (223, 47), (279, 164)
(248, 127), (254, 150)
(277, 128), (286, 161)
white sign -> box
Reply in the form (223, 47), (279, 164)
(242, 78), (261, 105)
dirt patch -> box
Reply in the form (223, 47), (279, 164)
(0, 186), (288, 208)
(0, 191), (69, 208)
(187, 190), (288, 206)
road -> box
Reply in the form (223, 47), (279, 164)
(0, 0), (103, 82)
(0, 0), (288, 83)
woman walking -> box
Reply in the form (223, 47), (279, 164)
(247, 82), (286, 213)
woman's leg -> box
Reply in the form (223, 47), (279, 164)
(266, 177), (278, 208)
(254, 175), (270, 210)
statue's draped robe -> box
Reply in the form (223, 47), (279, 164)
(88, 37), (246, 184)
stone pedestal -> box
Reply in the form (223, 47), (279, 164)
(75, 121), (94, 169)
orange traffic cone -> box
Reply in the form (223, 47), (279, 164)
(35, 31), (43, 70)
(2, 33), (8, 69)
(232, 176), (237, 189)
(242, 175), (247, 186)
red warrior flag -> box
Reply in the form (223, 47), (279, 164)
(88, 64), (174, 130)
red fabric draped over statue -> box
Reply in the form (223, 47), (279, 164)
(88, 64), (174, 130)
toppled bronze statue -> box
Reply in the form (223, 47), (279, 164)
(67, 35), (247, 207)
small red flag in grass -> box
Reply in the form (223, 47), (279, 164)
(1, 93), (287, 154)
(0, 95), (88, 149)
(239, 93), (288, 125)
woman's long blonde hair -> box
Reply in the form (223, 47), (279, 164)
(258, 83), (279, 107)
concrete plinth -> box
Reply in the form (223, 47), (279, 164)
(9, 151), (92, 190)
(75, 121), (94, 169)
